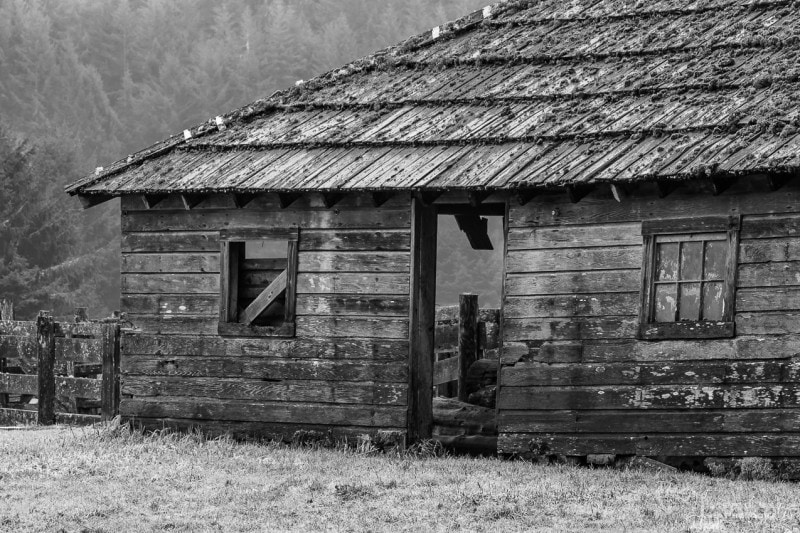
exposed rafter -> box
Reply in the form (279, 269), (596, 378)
(768, 173), (792, 192)
(142, 194), (168, 209)
(181, 193), (205, 210)
(566, 185), (594, 204)
(656, 181), (677, 198)
(371, 192), (394, 208)
(278, 193), (302, 209)
(710, 176), (735, 196)
(322, 193), (345, 209)
(77, 194), (114, 210)
(233, 194), (258, 208)
(467, 191), (491, 207)
(415, 191), (442, 206)
(513, 189), (539, 206)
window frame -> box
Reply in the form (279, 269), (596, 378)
(218, 228), (299, 338)
(638, 216), (740, 340)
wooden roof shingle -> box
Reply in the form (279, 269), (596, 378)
(66, 0), (800, 197)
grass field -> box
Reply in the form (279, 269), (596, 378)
(1, 424), (799, 532)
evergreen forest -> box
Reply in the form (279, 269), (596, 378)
(0, 0), (500, 319)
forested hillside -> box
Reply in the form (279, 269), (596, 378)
(0, 0), (495, 318)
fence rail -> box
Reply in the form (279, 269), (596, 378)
(434, 294), (500, 402)
(0, 300), (120, 426)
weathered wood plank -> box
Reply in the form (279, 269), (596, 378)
(0, 335), (36, 362)
(124, 316), (220, 335)
(122, 356), (408, 382)
(124, 376), (407, 406)
(510, 189), (800, 228)
(500, 360), (800, 388)
(0, 321), (36, 336)
(0, 408), (101, 427)
(299, 252), (410, 273)
(122, 295), (219, 316)
(497, 384), (800, 410)
(121, 253), (220, 274)
(433, 356), (459, 386)
(737, 287), (800, 312)
(0, 373), (37, 395)
(498, 409), (800, 434)
(296, 316), (409, 340)
(740, 238), (800, 264)
(297, 273), (409, 295)
(37, 315), (56, 425)
(122, 229), (412, 254)
(56, 376), (101, 400)
(121, 334), (408, 361)
(736, 312), (800, 335)
(504, 293), (639, 319)
(507, 247), (640, 273)
(498, 433), (800, 457)
(741, 214), (800, 239)
(505, 270), (640, 296)
(120, 398), (406, 427)
(122, 274), (219, 295)
(507, 223), (641, 250)
(522, 336), (800, 364)
(55, 337), (103, 364)
(504, 317), (637, 341)
(122, 209), (411, 233)
(296, 295), (409, 317)
(738, 263), (800, 288)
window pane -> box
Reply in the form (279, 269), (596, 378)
(656, 243), (679, 281)
(655, 284), (678, 322)
(680, 241), (703, 280)
(679, 283), (701, 321)
(703, 282), (725, 321)
(704, 240), (727, 280)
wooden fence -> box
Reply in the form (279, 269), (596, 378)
(433, 294), (499, 401)
(0, 301), (120, 426)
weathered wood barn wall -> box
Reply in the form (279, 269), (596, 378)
(66, 0), (800, 456)
(499, 180), (800, 458)
(119, 193), (412, 438)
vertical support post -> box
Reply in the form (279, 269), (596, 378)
(101, 322), (121, 420)
(0, 300), (10, 408)
(0, 299), (13, 320)
(36, 312), (56, 425)
(284, 238), (298, 324)
(458, 294), (479, 402)
(408, 196), (437, 442)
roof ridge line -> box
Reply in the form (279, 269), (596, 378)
(484, 0), (790, 28)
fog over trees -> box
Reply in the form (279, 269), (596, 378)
(0, 0), (497, 318)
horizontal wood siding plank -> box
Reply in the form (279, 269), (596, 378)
(124, 376), (407, 406)
(55, 337), (103, 363)
(295, 316), (408, 339)
(122, 356), (408, 383)
(498, 384), (799, 410)
(506, 270), (640, 295)
(120, 398), (406, 427)
(500, 360), (799, 387)
(736, 312), (800, 335)
(121, 253), (220, 274)
(507, 247), (640, 273)
(122, 209), (411, 233)
(736, 288), (800, 312)
(741, 214), (800, 239)
(504, 293), (639, 319)
(507, 223), (641, 250)
(510, 190), (800, 228)
(122, 230), (411, 253)
(739, 238), (800, 264)
(122, 295), (219, 316)
(122, 334), (408, 361)
(122, 274), (218, 295)
(298, 252), (410, 273)
(297, 273), (409, 295)
(738, 262), (800, 288)
(0, 373), (37, 395)
(498, 409), (800, 434)
(504, 317), (637, 341)
(498, 433), (800, 457)
(296, 295), (409, 317)
(125, 315), (219, 335)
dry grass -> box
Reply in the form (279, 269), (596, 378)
(1, 424), (799, 532)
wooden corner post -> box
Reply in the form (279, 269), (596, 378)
(101, 321), (121, 420)
(0, 299), (11, 408)
(36, 312), (56, 425)
(408, 196), (437, 442)
(458, 294), (479, 402)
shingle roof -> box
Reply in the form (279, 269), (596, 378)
(67, 0), (800, 197)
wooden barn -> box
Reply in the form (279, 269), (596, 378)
(66, 0), (800, 461)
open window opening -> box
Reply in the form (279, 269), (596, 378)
(219, 229), (298, 337)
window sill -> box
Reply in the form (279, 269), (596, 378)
(638, 321), (735, 340)
(218, 322), (296, 338)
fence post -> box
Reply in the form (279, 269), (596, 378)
(0, 299), (13, 320)
(36, 311), (56, 425)
(0, 300), (10, 408)
(101, 321), (120, 420)
(458, 294), (479, 402)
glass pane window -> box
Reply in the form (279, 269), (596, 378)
(651, 233), (729, 323)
